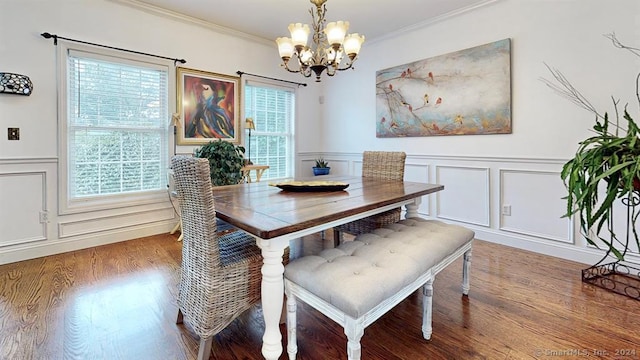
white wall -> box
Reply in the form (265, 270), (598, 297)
(0, 0), (323, 264)
(306, 0), (640, 265)
(3, 0), (640, 265)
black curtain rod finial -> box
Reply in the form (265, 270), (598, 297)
(41, 32), (58, 45)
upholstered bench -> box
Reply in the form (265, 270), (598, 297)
(284, 217), (474, 360)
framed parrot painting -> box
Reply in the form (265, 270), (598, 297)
(376, 38), (512, 137)
(177, 67), (240, 145)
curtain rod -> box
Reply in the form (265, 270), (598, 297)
(236, 71), (307, 87)
(41, 32), (186, 65)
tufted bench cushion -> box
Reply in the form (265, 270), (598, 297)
(284, 218), (475, 318)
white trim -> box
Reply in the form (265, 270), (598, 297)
(368, 0), (503, 44)
(56, 41), (175, 215)
(0, 157), (57, 164)
(108, 0), (271, 46)
(58, 205), (175, 238)
(304, 151), (568, 165)
(0, 171), (48, 247)
(435, 165), (491, 227)
(0, 222), (175, 266)
(405, 162), (431, 216)
(472, 226), (640, 266)
(498, 168), (574, 244)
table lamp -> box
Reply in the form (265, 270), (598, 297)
(245, 117), (255, 165)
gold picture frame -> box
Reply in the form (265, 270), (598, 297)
(177, 67), (240, 145)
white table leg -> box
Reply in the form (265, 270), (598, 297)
(405, 196), (422, 218)
(257, 239), (287, 360)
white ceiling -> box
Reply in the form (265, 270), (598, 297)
(125, 0), (496, 43)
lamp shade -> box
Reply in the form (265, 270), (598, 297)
(343, 33), (365, 56)
(245, 117), (256, 130)
(170, 113), (181, 127)
(276, 37), (294, 59)
(324, 21), (349, 46)
(288, 23), (310, 47)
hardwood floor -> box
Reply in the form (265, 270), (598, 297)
(1, 231), (639, 360)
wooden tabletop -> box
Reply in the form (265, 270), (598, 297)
(212, 175), (443, 239)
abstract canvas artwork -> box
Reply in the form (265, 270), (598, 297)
(376, 39), (511, 137)
(177, 67), (240, 145)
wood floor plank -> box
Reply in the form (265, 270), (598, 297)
(0, 232), (639, 359)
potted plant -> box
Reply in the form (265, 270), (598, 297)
(543, 33), (640, 264)
(193, 140), (246, 186)
(313, 158), (331, 176)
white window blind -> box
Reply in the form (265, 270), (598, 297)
(67, 52), (169, 199)
(244, 83), (295, 179)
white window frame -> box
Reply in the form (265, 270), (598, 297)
(56, 42), (175, 215)
(242, 78), (296, 180)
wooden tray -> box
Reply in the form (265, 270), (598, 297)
(270, 181), (349, 192)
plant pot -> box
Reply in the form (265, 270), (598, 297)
(313, 167), (330, 176)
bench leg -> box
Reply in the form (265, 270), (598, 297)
(462, 249), (472, 295)
(286, 292), (298, 360)
(344, 318), (365, 360)
(421, 278), (434, 340)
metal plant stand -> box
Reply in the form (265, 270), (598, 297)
(581, 190), (640, 300)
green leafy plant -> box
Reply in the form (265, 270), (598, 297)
(193, 140), (246, 186)
(314, 158), (329, 168)
(542, 33), (640, 262)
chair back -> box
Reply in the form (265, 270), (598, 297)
(171, 155), (268, 343)
(167, 168), (181, 216)
(171, 155), (221, 273)
(362, 151), (406, 181)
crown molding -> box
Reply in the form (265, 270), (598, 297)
(107, 0), (273, 46)
(368, 0), (503, 45)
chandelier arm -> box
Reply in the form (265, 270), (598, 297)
(282, 62), (313, 78)
(275, 0), (363, 82)
(335, 62), (355, 71)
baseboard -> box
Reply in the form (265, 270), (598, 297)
(472, 227), (640, 267)
(0, 221), (177, 265)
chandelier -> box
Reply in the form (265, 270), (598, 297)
(275, 0), (365, 82)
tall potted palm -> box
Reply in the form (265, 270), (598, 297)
(543, 33), (640, 299)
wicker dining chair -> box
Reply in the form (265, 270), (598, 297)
(333, 151), (407, 246)
(171, 155), (286, 360)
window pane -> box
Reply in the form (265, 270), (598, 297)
(68, 54), (168, 199)
(244, 84), (294, 180)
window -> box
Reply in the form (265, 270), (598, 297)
(59, 45), (170, 213)
(244, 82), (295, 180)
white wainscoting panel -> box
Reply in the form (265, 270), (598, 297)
(405, 163), (431, 216)
(500, 169), (572, 243)
(352, 160), (363, 176)
(58, 205), (175, 238)
(325, 159), (349, 176)
(435, 165), (490, 226)
(0, 171), (47, 246)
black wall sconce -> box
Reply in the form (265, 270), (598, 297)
(0, 73), (33, 96)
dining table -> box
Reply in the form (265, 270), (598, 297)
(211, 175), (444, 360)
